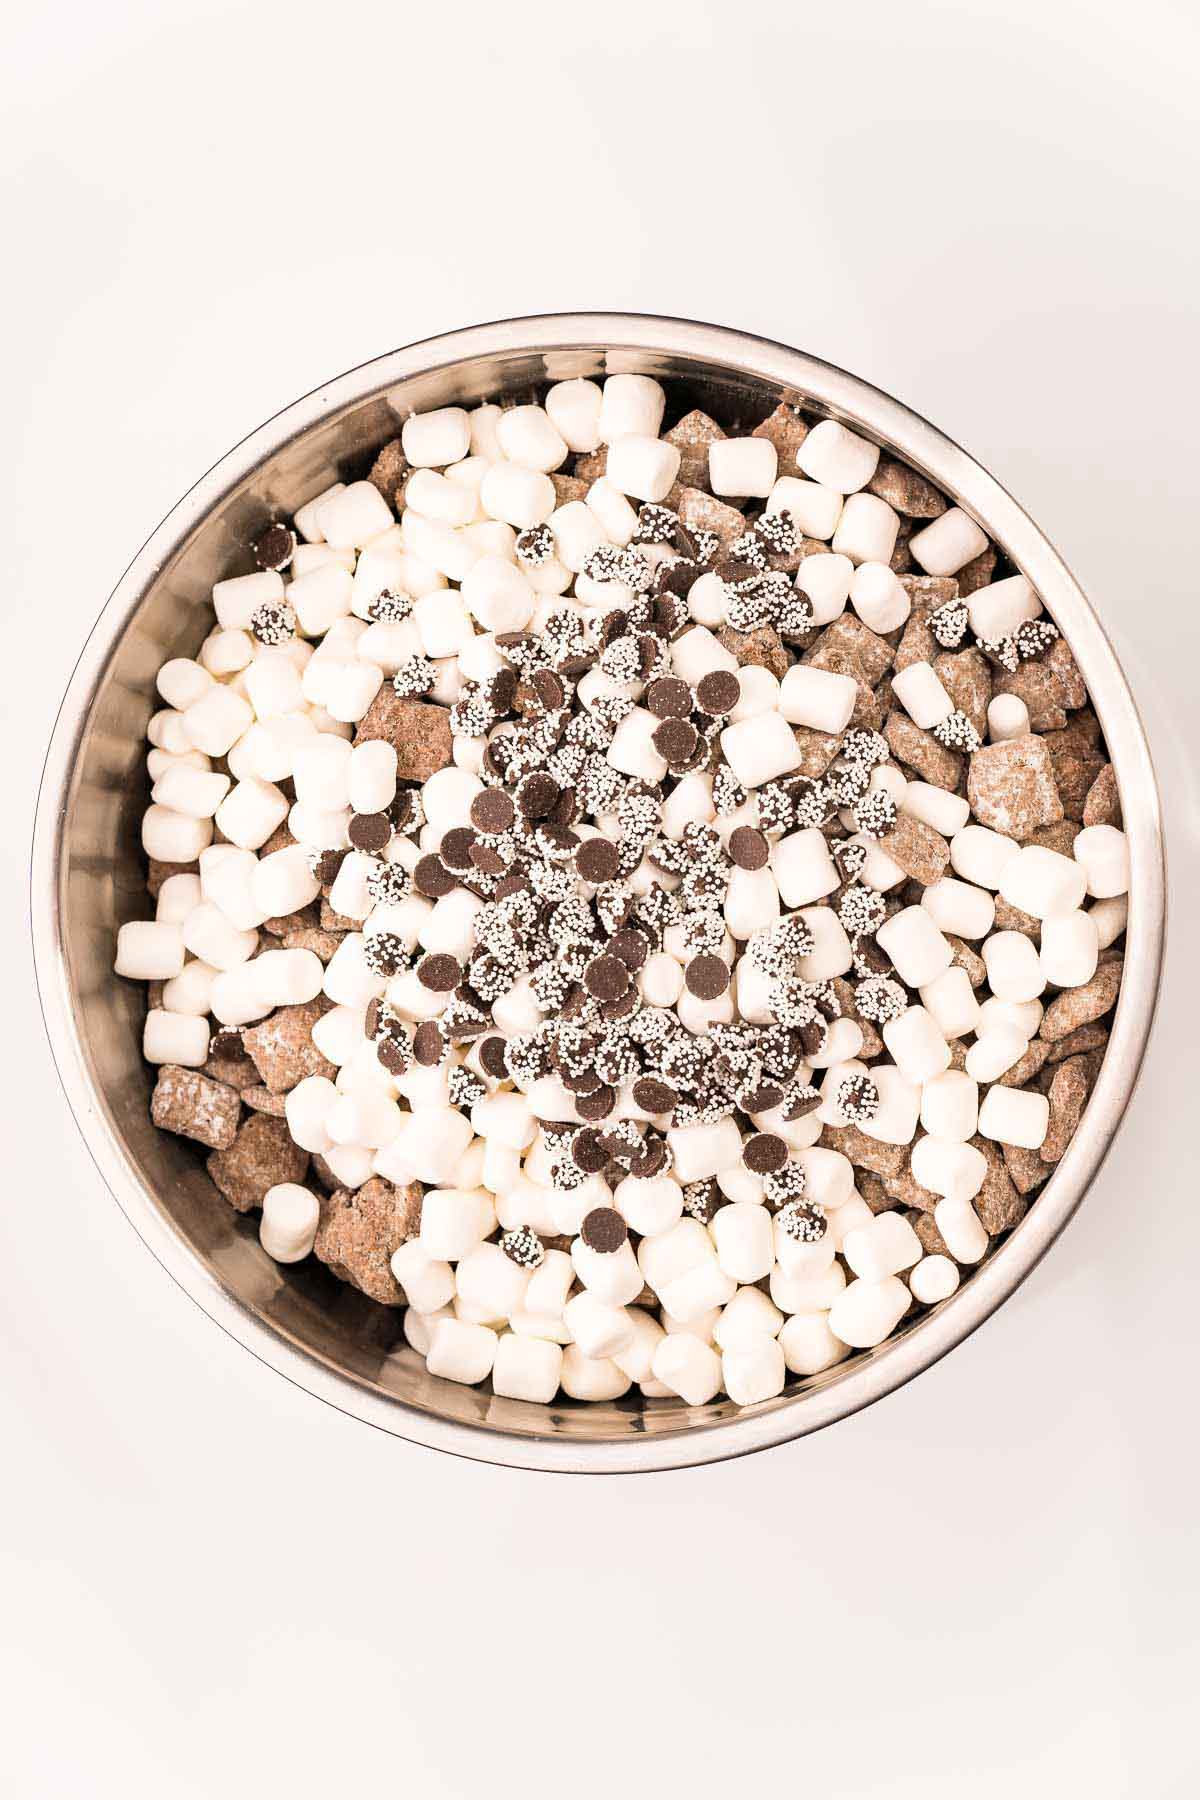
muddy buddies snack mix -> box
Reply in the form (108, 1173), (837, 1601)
(113, 375), (1129, 1408)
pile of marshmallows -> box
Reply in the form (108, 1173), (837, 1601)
(114, 371), (1130, 1408)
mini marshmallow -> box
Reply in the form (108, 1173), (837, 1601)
(667, 1118), (744, 1182)
(892, 660), (954, 731)
(585, 478), (639, 546)
(253, 845), (322, 919)
(911, 1136), (987, 1201)
(921, 877), (995, 941)
(779, 1312), (849, 1376)
(1073, 824), (1129, 899)
(966, 575), (1041, 641)
(671, 625), (739, 685)
(460, 557), (535, 634)
(405, 469), (476, 527)
(559, 1347), (631, 1402)
(201, 629), (255, 678)
(470, 1092), (536, 1152)
(148, 710), (192, 754)
(323, 934), (386, 1009)
(213, 569), (284, 630)
(614, 1174), (684, 1238)
(720, 712), (801, 789)
(770, 1258), (846, 1313)
(876, 907), (952, 988)
(987, 694), (1031, 742)
(151, 764), (231, 823)
(771, 828), (839, 908)
(155, 872), (203, 924)
(563, 1292), (635, 1361)
(933, 1195), (989, 1265)
(545, 378), (603, 452)
(794, 1146), (855, 1210)
(455, 1243), (531, 1323)
(999, 845), (1088, 920)
(1090, 895), (1129, 951)
(418, 1186), (496, 1260)
(491, 1333), (563, 1403)
(181, 901), (258, 971)
(1040, 911), (1100, 989)
(253, 948), (324, 1008)
(779, 664), (857, 734)
(426, 1317), (498, 1386)
(495, 405), (568, 473)
(843, 1211), (922, 1282)
(798, 419), (880, 493)
(605, 434), (681, 504)
(143, 1009), (210, 1067)
(828, 1276), (910, 1349)
(598, 374), (666, 443)
(214, 778), (289, 851)
(289, 565), (355, 638)
(608, 706), (669, 784)
(856, 1063), (921, 1147)
(978, 996), (1044, 1038)
(402, 407), (471, 469)
(709, 437), (777, 498)
(722, 1338), (786, 1405)
(909, 507), (988, 577)
(918, 965), (983, 1040)
(259, 1183), (321, 1263)
(479, 463), (557, 529)
(920, 1070), (980, 1142)
(711, 1202), (775, 1284)
(978, 1084), (1050, 1151)
(909, 1255), (960, 1305)
(795, 553), (853, 625)
(347, 740), (398, 816)
(651, 1333), (723, 1406)
(114, 920), (185, 981)
(572, 1237), (644, 1307)
(982, 931), (1046, 1003)
(156, 657), (214, 711)
(964, 1028), (1029, 1084)
(951, 824), (1020, 890)
(687, 571), (728, 626)
(181, 685), (253, 758)
(712, 1286), (783, 1352)
(795, 907), (854, 981)
(882, 1006), (951, 1084)
(611, 1309), (666, 1383)
(390, 1240), (456, 1314)
(849, 561), (910, 632)
(902, 783), (971, 837)
(831, 492), (900, 566)
(766, 476), (843, 541)
(284, 1075), (338, 1153)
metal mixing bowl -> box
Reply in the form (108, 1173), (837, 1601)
(31, 314), (1165, 1472)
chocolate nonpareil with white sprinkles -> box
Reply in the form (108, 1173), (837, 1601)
(121, 367), (1129, 1410)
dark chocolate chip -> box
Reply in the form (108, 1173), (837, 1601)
(572, 1127), (611, 1173)
(348, 812), (392, 853)
(609, 928), (649, 972)
(311, 848), (347, 886)
(729, 825), (769, 870)
(417, 953), (461, 992)
(414, 854), (455, 898)
(742, 1083), (784, 1114)
(439, 827), (477, 870)
(646, 676), (692, 719)
(743, 1132), (788, 1174)
(377, 1035), (411, 1075)
(575, 1083), (616, 1121)
(252, 522), (296, 571)
(479, 1036), (508, 1079)
(575, 836), (621, 885)
(685, 954), (731, 999)
(695, 669), (741, 715)
(580, 1207), (628, 1254)
(470, 789), (515, 834)
(519, 772), (560, 819)
(532, 668), (565, 711)
(584, 954), (629, 1001)
(633, 1077), (677, 1114)
(412, 1022), (445, 1066)
(652, 717), (699, 766)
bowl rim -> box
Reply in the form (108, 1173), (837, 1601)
(31, 311), (1166, 1473)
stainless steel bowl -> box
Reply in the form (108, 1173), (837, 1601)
(32, 314), (1166, 1472)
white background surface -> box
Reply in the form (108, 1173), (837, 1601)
(3, 2), (1198, 1794)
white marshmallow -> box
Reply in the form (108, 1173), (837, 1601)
(966, 575), (1041, 641)
(831, 492), (899, 566)
(390, 1239), (456, 1314)
(585, 478), (639, 546)
(259, 1184), (321, 1263)
(828, 1276), (910, 1349)
(155, 872), (203, 924)
(284, 1075), (338, 1153)
(289, 565), (354, 638)
(909, 1255), (960, 1305)
(1090, 895), (1129, 951)
(253, 845), (321, 920)
(798, 419), (880, 493)
(722, 1338), (786, 1405)
(795, 907), (854, 981)
(982, 931), (1046, 1003)
(687, 571), (729, 627)
(455, 1243), (531, 1323)
(114, 920), (185, 981)
(559, 1347), (631, 1402)
(857, 1063), (921, 1147)
(666, 1118), (743, 1182)
(347, 740), (397, 816)
(779, 1312), (849, 1376)
(214, 778), (290, 851)
(495, 405), (568, 473)
(545, 378), (603, 453)
(426, 1317), (498, 1386)
(711, 1202), (774, 1284)
(919, 965), (983, 1040)
(181, 901), (257, 971)
(1040, 911), (1100, 989)
(771, 828), (839, 908)
(978, 1084), (1050, 1151)
(208, 964), (273, 1027)
(418, 1186), (496, 1259)
(987, 694), (1031, 742)
(254, 948), (324, 1008)
(720, 712), (801, 788)
(902, 783), (971, 837)
(766, 476), (843, 540)
(999, 845), (1088, 920)
(181, 685), (253, 758)
(572, 1237), (644, 1307)
(1073, 824), (1129, 899)
(605, 434), (681, 503)
(882, 1006), (952, 1084)
(614, 1174), (684, 1239)
(712, 1286), (783, 1351)
(150, 763), (230, 822)
(709, 437), (777, 498)
(143, 1009), (209, 1067)
(964, 1028), (1029, 1084)
(608, 706), (669, 784)
(849, 561), (910, 632)
(402, 407), (471, 469)
(978, 996), (1044, 1038)
(795, 1145), (855, 1209)
(651, 1333), (723, 1406)
(779, 664), (857, 734)
(405, 469), (476, 528)
(911, 1135), (987, 1202)
(909, 507), (988, 576)
(892, 660), (954, 730)
(933, 1194), (989, 1264)
(491, 1333), (563, 1403)
(921, 877), (995, 940)
(671, 625), (739, 685)
(843, 1211), (922, 1282)
(611, 1309), (666, 1383)
(598, 374), (666, 443)
(795, 553), (853, 625)
(951, 824), (1020, 890)
(479, 463), (556, 529)
(156, 658), (214, 711)
(876, 907), (952, 987)
(920, 1070), (980, 1142)
(212, 569), (284, 630)
(201, 629), (255, 678)
(563, 1292), (635, 1361)
(771, 1259), (846, 1314)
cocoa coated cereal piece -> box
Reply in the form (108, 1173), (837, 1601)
(1044, 637), (1088, 709)
(900, 574), (960, 617)
(665, 411), (727, 487)
(992, 896), (1040, 941)
(207, 1112), (310, 1213)
(971, 1136), (1027, 1235)
(146, 857), (196, 899)
(241, 1085), (288, 1117)
(1003, 1142), (1051, 1195)
(717, 623), (790, 680)
(955, 546), (996, 595)
(933, 648), (992, 739)
(353, 688), (454, 782)
(1029, 819), (1080, 858)
(894, 613), (938, 672)
(1039, 959), (1123, 1042)
(867, 457), (947, 518)
(551, 473), (589, 506)
(791, 725), (843, 779)
(1082, 762), (1121, 828)
(1039, 1056), (1091, 1165)
(911, 1210), (951, 1259)
(879, 811), (950, 886)
(968, 733), (1063, 838)
(750, 402), (809, 476)
(1045, 1022), (1111, 1064)
(320, 898), (359, 933)
(885, 711), (963, 790)
(992, 662), (1068, 732)
(1042, 720), (1107, 820)
(883, 1164), (940, 1213)
(367, 438), (410, 504)
(262, 900), (321, 938)
(807, 614), (895, 687)
(946, 935), (986, 988)
(282, 926), (345, 962)
(242, 997), (336, 1093)
(675, 485), (745, 548)
(947, 1039), (969, 1072)
(313, 1178), (423, 1305)
(151, 1065), (241, 1151)
(1001, 1039), (1051, 1090)
(571, 446), (607, 483)
(203, 1033), (260, 1092)
(821, 1123), (906, 1180)
(858, 1172), (892, 1214)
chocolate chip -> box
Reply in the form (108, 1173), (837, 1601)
(412, 1022), (445, 1066)
(609, 928), (649, 972)
(252, 522), (296, 571)
(655, 558), (700, 598)
(469, 842), (505, 875)
(580, 1206), (628, 1254)
(585, 954), (629, 1001)
(646, 676), (692, 719)
(572, 1127), (610, 1173)
(729, 825), (769, 870)
(575, 836), (621, 885)
(743, 1132), (788, 1174)
(470, 788), (515, 834)
(742, 1083), (784, 1114)
(414, 854), (455, 898)
(633, 1077), (677, 1114)
(696, 670), (741, 715)
(439, 827), (477, 870)
(310, 848), (347, 886)
(628, 1138), (668, 1179)
(518, 771), (559, 818)
(494, 874), (531, 901)
(549, 787), (579, 829)
(652, 718), (699, 766)
(479, 1036), (508, 1078)
(602, 986), (639, 1021)
(346, 811), (392, 853)
(209, 1028), (244, 1058)
(685, 954), (730, 1000)
(417, 953), (460, 992)
(575, 1083), (616, 1122)
(532, 668), (565, 711)
(562, 1065), (602, 1094)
